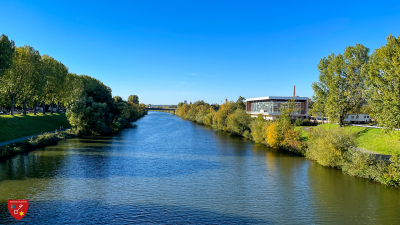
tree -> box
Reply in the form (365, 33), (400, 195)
(80, 75), (113, 105)
(364, 35), (400, 130)
(66, 97), (111, 135)
(0, 34), (15, 79)
(113, 96), (124, 103)
(16, 46), (43, 115)
(233, 96), (246, 111)
(226, 108), (251, 136)
(313, 44), (369, 127)
(60, 73), (83, 107)
(1, 46), (33, 115)
(42, 55), (66, 114)
(128, 95), (139, 104)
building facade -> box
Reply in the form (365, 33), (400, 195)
(246, 96), (308, 120)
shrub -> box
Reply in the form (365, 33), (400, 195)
(294, 119), (303, 126)
(66, 97), (111, 135)
(342, 149), (386, 180)
(250, 115), (269, 143)
(226, 109), (251, 136)
(379, 154), (400, 186)
(282, 128), (306, 155)
(203, 112), (214, 126)
(307, 126), (356, 167)
(243, 130), (252, 139)
(266, 121), (279, 148)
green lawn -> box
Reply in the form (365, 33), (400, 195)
(0, 113), (70, 142)
(298, 124), (400, 155)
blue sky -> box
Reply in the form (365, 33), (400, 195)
(1, 1), (400, 104)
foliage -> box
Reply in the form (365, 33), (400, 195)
(379, 154), (400, 186)
(364, 34), (400, 130)
(342, 149), (386, 180)
(307, 126), (357, 167)
(66, 96), (147, 135)
(0, 129), (77, 162)
(128, 95), (139, 104)
(79, 75), (113, 105)
(212, 101), (233, 131)
(250, 115), (268, 143)
(266, 121), (279, 148)
(281, 128), (306, 154)
(313, 44), (369, 127)
(66, 97), (111, 135)
(226, 108), (251, 136)
(0, 34), (15, 78)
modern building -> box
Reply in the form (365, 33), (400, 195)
(246, 96), (309, 120)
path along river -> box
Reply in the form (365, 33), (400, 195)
(1, 111), (400, 224)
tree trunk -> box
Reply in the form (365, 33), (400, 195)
(50, 100), (54, 114)
(57, 101), (60, 113)
(10, 95), (14, 116)
(34, 100), (37, 115)
(43, 101), (46, 115)
(23, 98), (27, 115)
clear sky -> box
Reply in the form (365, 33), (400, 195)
(1, 1), (400, 105)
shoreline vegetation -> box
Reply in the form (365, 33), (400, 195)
(173, 98), (400, 187)
(0, 34), (148, 162)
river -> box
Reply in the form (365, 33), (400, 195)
(1, 111), (399, 224)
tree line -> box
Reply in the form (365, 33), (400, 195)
(0, 34), (147, 134)
(175, 97), (306, 153)
(312, 34), (400, 130)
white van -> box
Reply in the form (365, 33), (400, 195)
(344, 114), (371, 124)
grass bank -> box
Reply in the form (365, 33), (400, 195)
(0, 113), (70, 143)
(0, 130), (77, 162)
(295, 124), (400, 155)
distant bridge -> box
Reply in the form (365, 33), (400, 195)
(146, 107), (177, 111)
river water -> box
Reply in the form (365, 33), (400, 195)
(0, 111), (399, 224)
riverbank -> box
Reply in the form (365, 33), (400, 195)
(0, 113), (70, 142)
(0, 129), (78, 162)
(0, 113), (148, 162)
(295, 124), (400, 155)
(172, 102), (400, 187)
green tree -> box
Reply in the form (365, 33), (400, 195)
(60, 73), (84, 107)
(16, 46), (43, 115)
(364, 35), (400, 130)
(128, 95), (139, 104)
(0, 34), (15, 79)
(113, 96), (124, 103)
(226, 108), (251, 136)
(42, 55), (67, 114)
(66, 97), (111, 135)
(313, 44), (369, 127)
(80, 75), (113, 105)
(250, 115), (268, 143)
(1, 46), (35, 115)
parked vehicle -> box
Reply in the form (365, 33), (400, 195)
(343, 114), (371, 124)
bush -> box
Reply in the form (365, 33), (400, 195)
(342, 149), (386, 180)
(307, 126), (356, 167)
(266, 121), (279, 148)
(379, 154), (400, 186)
(226, 109), (251, 136)
(250, 115), (269, 143)
(66, 97), (111, 135)
(282, 128), (306, 155)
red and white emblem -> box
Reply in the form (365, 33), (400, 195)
(8, 199), (29, 221)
